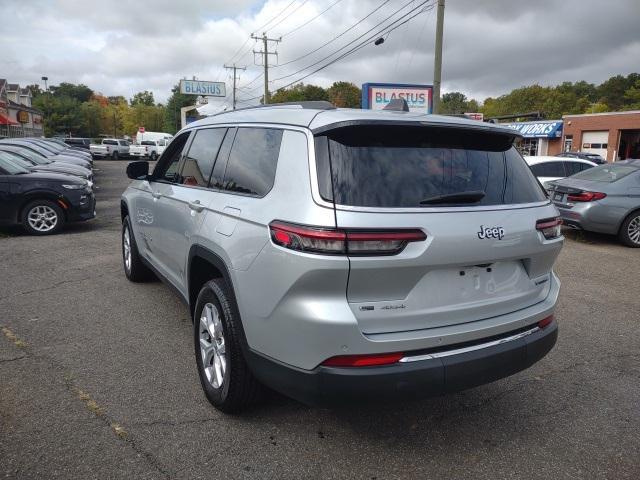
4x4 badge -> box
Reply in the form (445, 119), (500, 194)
(477, 225), (505, 240)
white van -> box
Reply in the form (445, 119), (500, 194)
(134, 131), (173, 145)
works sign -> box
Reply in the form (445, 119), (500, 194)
(362, 83), (433, 113)
(503, 121), (563, 138)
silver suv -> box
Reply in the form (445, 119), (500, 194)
(121, 101), (563, 413)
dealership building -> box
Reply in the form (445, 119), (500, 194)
(562, 111), (640, 162)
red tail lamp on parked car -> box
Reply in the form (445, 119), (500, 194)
(567, 191), (606, 202)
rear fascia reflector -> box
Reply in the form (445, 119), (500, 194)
(321, 352), (404, 367)
(269, 221), (426, 256)
(536, 217), (562, 240)
(537, 315), (554, 329)
(567, 191), (606, 202)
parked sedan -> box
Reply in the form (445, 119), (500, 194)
(0, 150), (93, 187)
(548, 160), (640, 247)
(0, 144), (92, 180)
(0, 139), (91, 169)
(525, 155), (597, 190)
(0, 154), (95, 235)
(23, 138), (93, 163)
(43, 138), (94, 161)
(556, 151), (607, 165)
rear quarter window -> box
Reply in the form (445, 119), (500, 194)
(221, 127), (283, 197)
(315, 125), (546, 208)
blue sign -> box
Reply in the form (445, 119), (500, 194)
(179, 80), (226, 97)
(362, 82), (433, 113)
(503, 121), (563, 138)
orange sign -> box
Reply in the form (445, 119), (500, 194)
(17, 110), (29, 123)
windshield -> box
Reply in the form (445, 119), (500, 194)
(315, 125), (546, 208)
(0, 151), (33, 169)
(571, 164), (638, 183)
(7, 142), (52, 157)
(0, 152), (31, 174)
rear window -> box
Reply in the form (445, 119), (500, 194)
(141, 141), (156, 146)
(571, 164), (638, 183)
(103, 140), (117, 145)
(315, 125), (546, 208)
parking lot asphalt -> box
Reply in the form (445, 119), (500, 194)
(1, 160), (639, 480)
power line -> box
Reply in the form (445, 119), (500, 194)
(253, 0), (297, 32)
(268, 0), (310, 33)
(280, 0), (344, 38)
(271, 0), (431, 83)
(275, 0), (392, 68)
(273, 1), (434, 92)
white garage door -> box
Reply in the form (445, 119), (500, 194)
(582, 131), (609, 160)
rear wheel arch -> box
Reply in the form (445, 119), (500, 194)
(188, 246), (235, 319)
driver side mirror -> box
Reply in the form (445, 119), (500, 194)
(126, 161), (149, 180)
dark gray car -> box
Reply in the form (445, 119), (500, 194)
(549, 160), (640, 247)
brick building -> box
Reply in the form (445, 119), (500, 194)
(562, 111), (640, 162)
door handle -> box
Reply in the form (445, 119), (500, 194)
(189, 200), (204, 212)
(152, 191), (162, 199)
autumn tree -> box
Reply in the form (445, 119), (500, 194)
(327, 81), (360, 108)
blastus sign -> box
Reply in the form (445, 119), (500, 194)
(179, 79), (226, 97)
(362, 83), (433, 113)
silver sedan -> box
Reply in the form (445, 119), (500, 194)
(548, 160), (640, 247)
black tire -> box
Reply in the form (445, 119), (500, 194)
(122, 216), (153, 281)
(21, 199), (65, 235)
(112, 151), (119, 160)
(618, 210), (640, 248)
(150, 151), (158, 161)
(194, 279), (262, 413)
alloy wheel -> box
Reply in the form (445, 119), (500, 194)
(199, 303), (227, 389)
(628, 215), (640, 245)
(123, 227), (132, 271)
(27, 205), (58, 232)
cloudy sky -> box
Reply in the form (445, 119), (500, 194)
(1, 0), (638, 106)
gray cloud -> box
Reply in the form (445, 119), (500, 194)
(0, 0), (638, 105)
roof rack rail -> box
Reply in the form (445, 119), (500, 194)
(217, 101), (336, 116)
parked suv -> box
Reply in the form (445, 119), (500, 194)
(121, 102), (563, 413)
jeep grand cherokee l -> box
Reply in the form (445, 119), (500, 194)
(121, 101), (563, 413)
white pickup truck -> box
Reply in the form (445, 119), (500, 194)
(129, 139), (169, 161)
(90, 139), (130, 160)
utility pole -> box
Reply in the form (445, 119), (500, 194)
(251, 32), (281, 104)
(224, 64), (246, 110)
(432, 0), (445, 114)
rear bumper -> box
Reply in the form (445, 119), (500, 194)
(554, 202), (620, 235)
(246, 320), (558, 406)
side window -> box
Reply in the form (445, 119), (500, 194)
(529, 164), (545, 176)
(565, 161), (582, 176)
(549, 161), (567, 177)
(152, 132), (191, 183)
(222, 127), (283, 196)
(179, 128), (227, 187)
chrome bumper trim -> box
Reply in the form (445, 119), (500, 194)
(398, 326), (541, 363)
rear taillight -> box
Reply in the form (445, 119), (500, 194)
(321, 352), (404, 367)
(536, 217), (562, 240)
(567, 191), (606, 202)
(537, 315), (554, 329)
(269, 221), (426, 256)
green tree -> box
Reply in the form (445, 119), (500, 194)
(130, 90), (155, 106)
(327, 81), (360, 108)
(623, 79), (640, 110)
(164, 84), (194, 134)
(49, 82), (93, 103)
(440, 92), (470, 114)
(271, 83), (329, 104)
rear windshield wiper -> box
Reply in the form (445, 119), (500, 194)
(419, 190), (486, 205)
